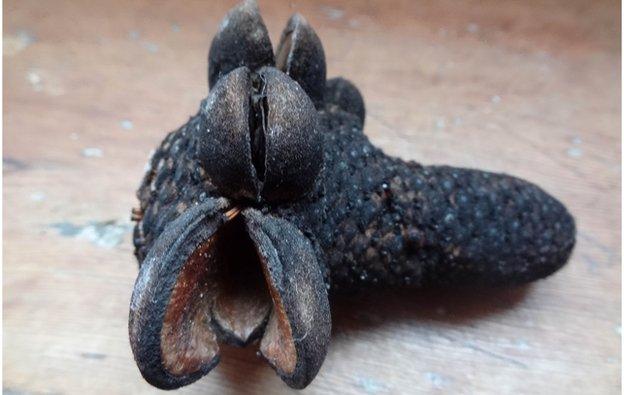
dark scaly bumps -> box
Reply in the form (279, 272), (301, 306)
(274, 107), (575, 290)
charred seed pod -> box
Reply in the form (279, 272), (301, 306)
(198, 66), (323, 202)
(275, 14), (327, 106)
(324, 77), (366, 126)
(130, 1), (576, 391)
(198, 67), (323, 202)
(208, 0), (274, 89)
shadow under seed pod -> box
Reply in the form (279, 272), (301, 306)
(330, 285), (532, 335)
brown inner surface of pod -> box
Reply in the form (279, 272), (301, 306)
(161, 237), (220, 376)
(258, 276), (297, 375)
(160, 211), (297, 376)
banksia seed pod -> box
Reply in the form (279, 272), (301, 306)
(130, 0), (576, 390)
(198, 66), (322, 202)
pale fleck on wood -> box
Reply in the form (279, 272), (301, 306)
(3, 0), (620, 394)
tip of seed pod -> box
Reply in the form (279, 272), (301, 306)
(289, 13), (307, 25)
(218, 0), (260, 32)
(238, 0), (260, 13)
(240, 0), (260, 13)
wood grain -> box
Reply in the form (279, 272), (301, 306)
(4, 0), (620, 394)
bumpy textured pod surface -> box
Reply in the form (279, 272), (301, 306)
(275, 110), (576, 290)
(130, 0), (576, 391)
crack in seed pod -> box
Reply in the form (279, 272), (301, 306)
(199, 66), (323, 204)
(249, 72), (268, 184)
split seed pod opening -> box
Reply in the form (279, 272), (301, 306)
(208, 1), (327, 107)
(129, 200), (331, 389)
(201, 0), (333, 204)
(198, 66), (323, 203)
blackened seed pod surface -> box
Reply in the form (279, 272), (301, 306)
(324, 77), (366, 126)
(259, 67), (323, 202)
(275, 14), (326, 107)
(198, 67), (260, 201)
(273, 109), (576, 291)
(207, 0), (274, 89)
(140, 103), (575, 293)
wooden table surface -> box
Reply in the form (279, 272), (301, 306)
(4, 0), (621, 394)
